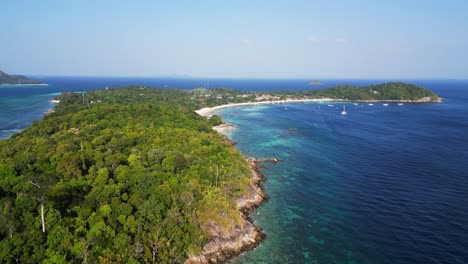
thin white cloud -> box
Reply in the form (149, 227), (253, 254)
(335, 37), (346, 43)
(307, 35), (321, 44)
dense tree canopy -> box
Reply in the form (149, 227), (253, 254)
(190, 82), (441, 104)
(0, 70), (43, 85)
(0, 87), (252, 263)
(293, 82), (440, 101)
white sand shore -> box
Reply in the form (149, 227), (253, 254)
(195, 98), (338, 117)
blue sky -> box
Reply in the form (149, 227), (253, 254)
(2, 0), (468, 78)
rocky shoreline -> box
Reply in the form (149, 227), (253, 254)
(212, 123), (238, 134)
(186, 158), (274, 263)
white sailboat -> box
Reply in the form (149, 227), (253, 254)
(341, 106), (347, 115)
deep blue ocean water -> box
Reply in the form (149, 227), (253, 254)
(1, 77), (467, 263)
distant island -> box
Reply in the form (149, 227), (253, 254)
(0, 70), (44, 85)
(297, 82), (442, 102)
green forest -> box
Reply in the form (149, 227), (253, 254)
(0, 70), (43, 85)
(0, 87), (252, 263)
(191, 82), (441, 103)
(292, 82), (440, 101)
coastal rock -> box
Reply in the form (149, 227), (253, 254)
(212, 123), (238, 134)
(187, 219), (265, 264)
(254, 157), (282, 164)
(412, 96), (443, 103)
(185, 160), (268, 264)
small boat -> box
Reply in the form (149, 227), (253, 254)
(341, 106), (347, 115)
(383, 103), (389, 106)
(353, 103), (358, 106)
(397, 103), (404, 106)
(328, 104), (334, 107)
(368, 103), (374, 106)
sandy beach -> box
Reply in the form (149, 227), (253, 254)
(195, 98), (338, 117)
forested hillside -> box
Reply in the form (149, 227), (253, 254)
(191, 82), (441, 103)
(294, 82), (440, 101)
(0, 87), (252, 263)
(0, 70), (43, 85)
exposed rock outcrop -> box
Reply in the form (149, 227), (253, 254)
(256, 158), (281, 164)
(212, 123), (238, 134)
(186, 158), (271, 264)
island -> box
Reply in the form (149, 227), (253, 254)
(0, 70), (44, 85)
(0, 82), (441, 263)
(194, 82), (442, 116)
(296, 82), (442, 102)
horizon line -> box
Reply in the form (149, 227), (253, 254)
(27, 74), (468, 81)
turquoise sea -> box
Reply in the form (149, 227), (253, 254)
(216, 83), (468, 263)
(1, 77), (467, 263)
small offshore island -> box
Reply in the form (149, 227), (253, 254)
(0, 82), (440, 263)
(0, 70), (44, 85)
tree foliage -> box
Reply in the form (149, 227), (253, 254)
(0, 70), (43, 85)
(295, 82), (440, 101)
(0, 87), (251, 263)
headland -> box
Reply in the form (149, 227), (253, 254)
(0, 70), (44, 85)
